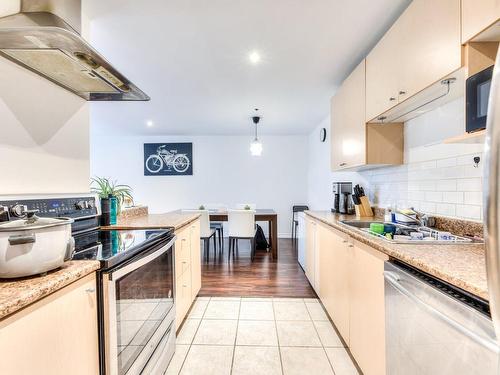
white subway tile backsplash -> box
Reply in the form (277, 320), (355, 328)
(456, 204), (482, 220)
(456, 178), (482, 192)
(436, 179), (457, 191)
(464, 191), (483, 205)
(435, 203), (456, 217)
(425, 192), (443, 203)
(441, 192), (463, 204)
(436, 157), (457, 168)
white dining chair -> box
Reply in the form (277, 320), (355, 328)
(235, 203), (257, 210)
(182, 209), (217, 260)
(204, 203), (227, 249)
(227, 209), (256, 261)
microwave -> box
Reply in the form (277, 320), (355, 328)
(466, 65), (493, 133)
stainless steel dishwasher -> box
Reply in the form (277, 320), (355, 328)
(384, 261), (499, 375)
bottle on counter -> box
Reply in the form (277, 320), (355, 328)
(384, 207), (393, 222)
(109, 194), (118, 225)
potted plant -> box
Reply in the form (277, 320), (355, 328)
(91, 177), (133, 225)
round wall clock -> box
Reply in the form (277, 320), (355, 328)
(320, 127), (327, 142)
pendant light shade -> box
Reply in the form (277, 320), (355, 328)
(250, 109), (263, 156)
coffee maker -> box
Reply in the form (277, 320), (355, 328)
(332, 182), (353, 214)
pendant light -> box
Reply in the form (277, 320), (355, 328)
(250, 109), (263, 156)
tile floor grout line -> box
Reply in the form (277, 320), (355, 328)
(229, 299), (242, 374)
(273, 297), (285, 375)
(307, 300), (337, 375)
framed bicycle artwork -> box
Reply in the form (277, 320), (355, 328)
(144, 142), (193, 176)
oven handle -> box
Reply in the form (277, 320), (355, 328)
(384, 271), (499, 353)
(109, 236), (176, 281)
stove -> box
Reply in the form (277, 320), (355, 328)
(0, 194), (177, 375)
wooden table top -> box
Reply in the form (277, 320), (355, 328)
(208, 209), (277, 216)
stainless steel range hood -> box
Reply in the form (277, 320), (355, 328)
(0, 0), (150, 101)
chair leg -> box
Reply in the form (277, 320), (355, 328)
(213, 233), (217, 253)
(228, 237), (232, 260)
(204, 239), (209, 261)
(250, 238), (255, 261)
(218, 228), (222, 250)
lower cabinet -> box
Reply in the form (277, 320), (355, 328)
(175, 218), (201, 330)
(309, 217), (389, 375)
(0, 273), (99, 375)
(305, 217), (320, 293)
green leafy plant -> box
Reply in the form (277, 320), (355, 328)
(90, 177), (133, 214)
(199, 205), (205, 210)
(244, 205), (251, 210)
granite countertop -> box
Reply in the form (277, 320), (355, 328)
(305, 210), (488, 301)
(101, 211), (201, 231)
(0, 260), (100, 320)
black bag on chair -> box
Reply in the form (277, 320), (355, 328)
(255, 224), (269, 250)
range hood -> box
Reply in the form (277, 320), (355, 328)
(0, 0), (150, 101)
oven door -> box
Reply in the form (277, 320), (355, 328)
(102, 236), (176, 375)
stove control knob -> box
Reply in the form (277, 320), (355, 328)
(75, 201), (86, 210)
(10, 204), (27, 218)
(86, 200), (94, 209)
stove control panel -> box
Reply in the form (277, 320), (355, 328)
(0, 196), (99, 220)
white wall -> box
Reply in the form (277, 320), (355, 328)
(306, 117), (367, 211)
(91, 134), (308, 236)
(0, 56), (90, 195)
(307, 98), (485, 222)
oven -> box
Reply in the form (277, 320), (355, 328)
(100, 235), (176, 375)
(466, 65), (494, 133)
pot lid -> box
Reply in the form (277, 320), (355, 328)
(0, 215), (74, 232)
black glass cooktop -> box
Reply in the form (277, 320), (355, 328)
(72, 228), (174, 269)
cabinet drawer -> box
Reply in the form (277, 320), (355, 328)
(175, 227), (191, 278)
(175, 265), (192, 329)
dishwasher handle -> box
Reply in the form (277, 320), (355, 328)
(384, 271), (499, 353)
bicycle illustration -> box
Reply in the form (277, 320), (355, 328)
(145, 145), (191, 174)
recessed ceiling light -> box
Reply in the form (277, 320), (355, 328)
(146, 120), (154, 127)
(249, 51), (261, 65)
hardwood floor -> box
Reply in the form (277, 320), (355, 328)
(199, 238), (317, 298)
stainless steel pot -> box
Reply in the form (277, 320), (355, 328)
(0, 214), (74, 278)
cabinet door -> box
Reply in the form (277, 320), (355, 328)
(462, 0), (500, 43)
(190, 219), (202, 300)
(331, 60), (367, 170)
(175, 266), (192, 330)
(0, 273), (99, 375)
(349, 240), (388, 375)
(175, 226), (191, 279)
(318, 224), (350, 344)
(398, 0), (461, 101)
(305, 218), (317, 287)
(366, 27), (401, 121)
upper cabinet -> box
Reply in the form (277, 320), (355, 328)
(331, 60), (404, 171)
(462, 0), (500, 43)
(366, 0), (461, 122)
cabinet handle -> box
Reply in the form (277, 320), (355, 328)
(182, 261), (187, 264)
(339, 162), (347, 167)
(389, 97), (397, 101)
(181, 238), (187, 242)
(85, 288), (96, 293)
(399, 90), (406, 95)
(183, 284), (187, 288)
(348, 244), (354, 248)
(342, 240), (348, 243)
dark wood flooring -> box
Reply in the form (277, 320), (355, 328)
(199, 238), (317, 298)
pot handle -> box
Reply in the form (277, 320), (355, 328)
(8, 233), (36, 245)
(65, 237), (75, 261)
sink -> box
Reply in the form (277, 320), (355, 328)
(339, 220), (479, 245)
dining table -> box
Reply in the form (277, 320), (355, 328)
(209, 209), (278, 259)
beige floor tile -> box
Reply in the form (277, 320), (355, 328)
(119, 302), (158, 321)
(272, 297), (304, 302)
(303, 298), (320, 303)
(305, 302), (329, 321)
(232, 346), (282, 375)
(324, 347), (360, 375)
(180, 345), (233, 375)
(176, 319), (201, 345)
(165, 344), (190, 375)
(280, 347), (334, 375)
(236, 320), (278, 346)
(241, 297), (272, 302)
(188, 299), (209, 319)
(239, 301), (274, 320)
(204, 300), (240, 319)
(195, 296), (211, 301)
(314, 321), (344, 347)
(276, 321), (321, 347)
(274, 301), (310, 321)
(193, 319), (238, 345)
(210, 296), (241, 301)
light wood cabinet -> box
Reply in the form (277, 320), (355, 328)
(318, 223), (351, 344)
(305, 217), (319, 292)
(462, 0), (500, 43)
(349, 240), (388, 375)
(331, 60), (404, 171)
(0, 273), (99, 375)
(366, 0), (461, 122)
(174, 218), (201, 330)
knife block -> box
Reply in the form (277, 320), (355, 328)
(355, 196), (374, 218)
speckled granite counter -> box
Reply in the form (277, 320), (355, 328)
(305, 210), (488, 301)
(0, 261), (100, 320)
(101, 211), (200, 231)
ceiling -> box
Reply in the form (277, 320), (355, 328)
(85, 0), (411, 136)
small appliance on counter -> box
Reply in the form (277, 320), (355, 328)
(332, 182), (353, 214)
(0, 194), (176, 375)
